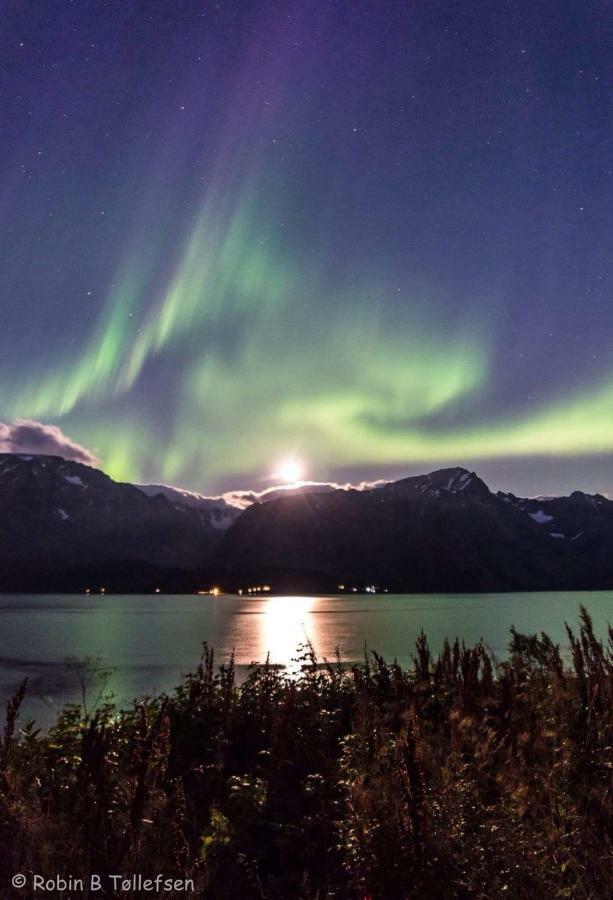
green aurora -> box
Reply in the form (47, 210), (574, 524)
(2, 1), (612, 494)
(5, 185), (613, 489)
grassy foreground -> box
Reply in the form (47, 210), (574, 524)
(0, 609), (611, 899)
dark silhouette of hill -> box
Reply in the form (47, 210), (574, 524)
(3, 455), (613, 592)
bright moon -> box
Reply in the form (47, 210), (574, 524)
(276, 458), (304, 483)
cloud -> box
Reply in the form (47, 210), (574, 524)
(0, 419), (100, 467)
(221, 479), (388, 510)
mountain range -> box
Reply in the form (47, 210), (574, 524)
(2, 453), (613, 593)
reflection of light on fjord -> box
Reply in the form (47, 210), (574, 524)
(260, 596), (316, 669)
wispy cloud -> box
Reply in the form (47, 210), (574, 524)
(221, 479), (388, 509)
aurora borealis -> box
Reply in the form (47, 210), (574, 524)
(2, 1), (613, 496)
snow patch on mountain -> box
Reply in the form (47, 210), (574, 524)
(529, 510), (554, 524)
(64, 474), (84, 486)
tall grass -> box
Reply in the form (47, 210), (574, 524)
(0, 607), (611, 898)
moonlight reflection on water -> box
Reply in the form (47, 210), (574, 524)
(0, 591), (611, 726)
(259, 596), (316, 670)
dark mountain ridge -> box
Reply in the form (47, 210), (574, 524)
(216, 467), (609, 593)
(2, 455), (613, 592)
(0, 453), (226, 590)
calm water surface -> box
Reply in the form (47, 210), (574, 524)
(0, 592), (611, 726)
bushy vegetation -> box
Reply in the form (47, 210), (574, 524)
(0, 608), (611, 898)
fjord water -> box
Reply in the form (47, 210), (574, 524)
(0, 592), (611, 726)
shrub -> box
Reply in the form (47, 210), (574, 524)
(0, 609), (610, 898)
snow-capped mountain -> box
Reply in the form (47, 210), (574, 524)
(377, 466), (490, 499)
(0, 454), (226, 590)
(496, 488), (613, 546)
(216, 467), (613, 592)
(137, 483), (241, 530)
(3, 456), (613, 592)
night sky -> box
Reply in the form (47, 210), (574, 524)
(2, 0), (613, 497)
